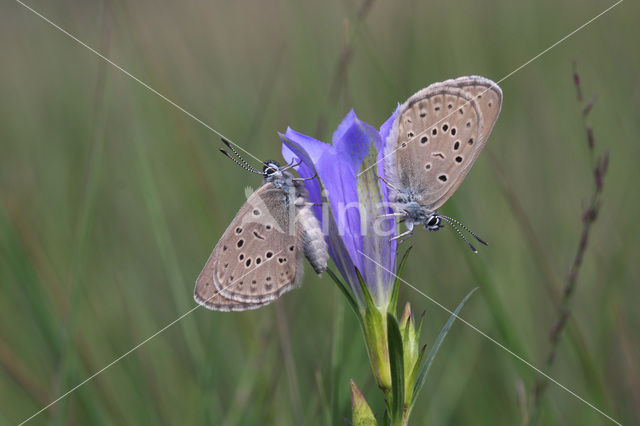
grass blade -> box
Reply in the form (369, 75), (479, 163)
(389, 246), (412, 316)
(411, 287), (478, 406)
(326, 268), (360, 319)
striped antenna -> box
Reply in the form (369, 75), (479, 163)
(220, 138), (263, 173)
(438, 215), (478, 253)
(439, 214), (488, 246)
(219, 148), (264, 175)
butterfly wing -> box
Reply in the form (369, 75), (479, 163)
(194, 182), (303, 311)
(384, 76), (502, 211)
(194, 251), (271, 311)
(448, 76), (502, 144)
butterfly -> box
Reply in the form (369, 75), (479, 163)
(382, 76), (502, 252)
(194, 139), (328, 311)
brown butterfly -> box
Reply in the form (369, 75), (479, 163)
(194, 139), (328, 311)
(382, 76), (502, 251)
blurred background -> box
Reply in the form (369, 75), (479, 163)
(1, 0), (638, 424)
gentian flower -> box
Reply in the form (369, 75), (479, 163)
(281, 108), (399, 308)
(280, 108), (473, 426)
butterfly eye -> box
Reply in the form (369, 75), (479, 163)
(425, 216), (442, 231)
(263, 161), (283, 176)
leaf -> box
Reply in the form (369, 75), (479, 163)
(415, 310), (426, 339)
(387, 313), (405, 423)
(409, 344), (427, 390)
(355, 267), (376, 312)
(389, 246), (412, 315)
(410, 287), (478, 406)
(350, 379), (378, 426)
(326, 268), (360, 321)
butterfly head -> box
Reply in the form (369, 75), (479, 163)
(262, 161), (284, 182)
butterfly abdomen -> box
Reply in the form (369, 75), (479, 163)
(298, 204), (328, 275)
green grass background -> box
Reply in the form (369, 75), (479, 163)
(1, 0), (639, 424)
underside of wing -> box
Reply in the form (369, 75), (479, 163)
(194, 251), (271, 311)
(385, 76), (502, 211)
(194, 183), (303, 311)
(445, 76), (502, 143)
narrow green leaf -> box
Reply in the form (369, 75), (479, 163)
(410, 287), (478, 406)
(355, 267), (376, 311)
(409, 344), (427, 385)
(415, 310), (426, 339)
(387, 313), (405, 423)
(396, 245), (413, 278)
(389, 246), (413, 315)
(326, 268), (360, 319)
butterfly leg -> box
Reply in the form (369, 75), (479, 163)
(390, 229), (413, 243)
(378, 213), (405, 219)
(281, 158), (303, 171)
(378, 175), (402, 192)
(292, 171), (318, 182)
(293, 196), (322, 208)
(390, 222), (414, 243)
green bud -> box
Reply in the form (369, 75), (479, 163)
(400, 302), (419, 403)
(351, 379), (378, 426)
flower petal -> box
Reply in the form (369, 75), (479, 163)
(280, 130), (361, 297)
(281, 128), (327, 206)
(376, 104), (401, 287)
(279, 106), (402, 308)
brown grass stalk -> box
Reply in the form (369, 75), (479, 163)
(526, 62), (609, 425)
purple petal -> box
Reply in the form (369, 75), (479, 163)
(379, 103), (401, 148)
(376, 104), (401, 282)
(333, 110), (384, 172)
(279, 106), (402, 307)
(332, 111), (399, 303)
(281, 130), (360, 293)
(281, 129), (327, 207)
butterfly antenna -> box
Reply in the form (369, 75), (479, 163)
(439, 214), (488, 246)
(219, 148), (264, 175)
(439, 215), (478, 253)
(220, 138), (262, 173)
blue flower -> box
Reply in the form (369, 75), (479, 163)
(281, 107), (400, 308)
